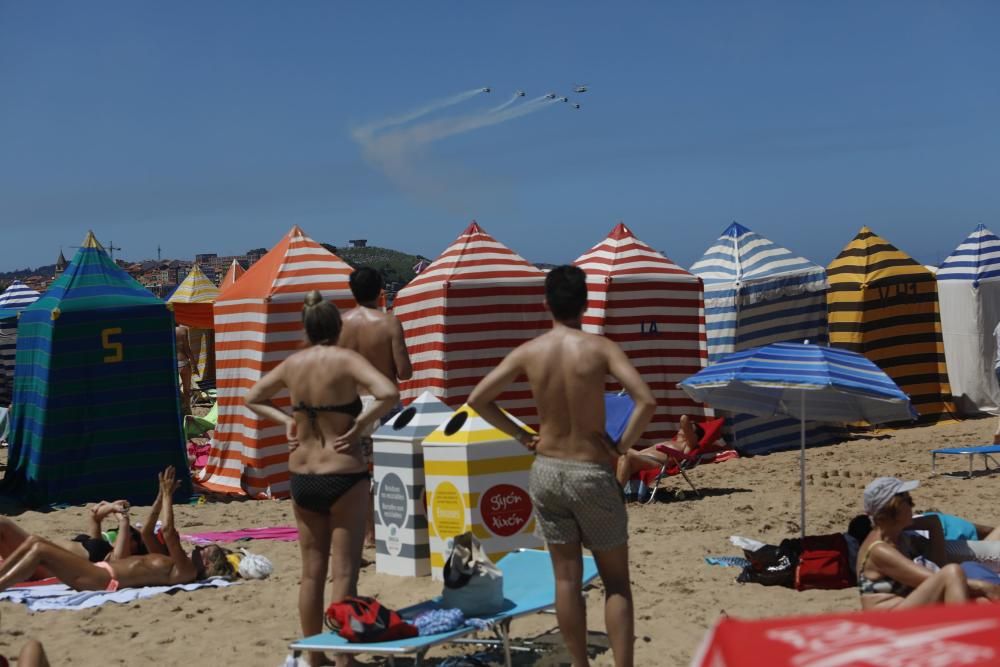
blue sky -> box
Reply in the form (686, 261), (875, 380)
(1, 1), (998, 272)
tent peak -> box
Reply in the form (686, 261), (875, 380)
(723, 221), (751, 237)
(608, 222), (633, 239)
(82, 231), (103, 250)
(462, 221), (484, 235)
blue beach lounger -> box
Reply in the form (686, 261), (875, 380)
(289, 549), (599, 667)
(931, 445), (1000, 479)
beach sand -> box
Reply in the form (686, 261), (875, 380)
(1, 414), (996, 666)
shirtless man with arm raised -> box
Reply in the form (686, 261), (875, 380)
(469, 265), (655, 667)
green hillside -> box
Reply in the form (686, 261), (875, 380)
(321, 244), (430, 288)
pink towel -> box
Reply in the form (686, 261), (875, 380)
(182, 526), (299, 545)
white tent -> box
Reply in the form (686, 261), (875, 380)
(937, 224), (1000, 415)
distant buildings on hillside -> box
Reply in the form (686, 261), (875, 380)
(9, 246), (267, 298)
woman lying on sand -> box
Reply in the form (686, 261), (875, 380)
(0, 500), (147, 581)
(0, 467), (233, 591)
(857, 477), (1000, 609)
(245, 291), (398, 667)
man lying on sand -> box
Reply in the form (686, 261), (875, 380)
(0, 467), (233, 591)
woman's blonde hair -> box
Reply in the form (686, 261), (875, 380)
(872, 494), (910, 523)
(302, 290), (342, 345)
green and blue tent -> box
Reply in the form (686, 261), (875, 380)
(3, 232), (190, 506)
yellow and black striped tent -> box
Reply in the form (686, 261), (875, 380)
(827, 226), (955, 422)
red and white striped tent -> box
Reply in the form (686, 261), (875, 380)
(575, 223), (708, 441)
(394, 221), (549, 426)
(199, 226), (354, 497)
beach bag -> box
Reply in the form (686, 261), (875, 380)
(442, 531), (504, 616)
(795, 533), (853, 591)
(739, 544), (797, 587)
(324, 596), (418, 643)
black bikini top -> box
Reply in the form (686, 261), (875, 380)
(292, 396), (363, 423)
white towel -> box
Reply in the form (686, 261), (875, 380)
(0, 577), (236, 612)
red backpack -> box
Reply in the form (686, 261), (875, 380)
(794, 533), (853, 591)
(324, 596), (418, 643)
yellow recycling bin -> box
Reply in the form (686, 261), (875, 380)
(372, 391), (452, 577)
(423, 403), (542, 580)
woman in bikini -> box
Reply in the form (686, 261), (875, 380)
(857, 476), (1000, 609)
(245, 290), (398, 667)
(0, 467), (232, 592)
(614, 414), (709, 486)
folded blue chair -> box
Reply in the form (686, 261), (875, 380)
(288, 549), (599, 667)
(931, 445), (1000, 479)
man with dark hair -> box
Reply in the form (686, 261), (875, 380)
(469, 264), (655, 667)
(339, 266), (413, 546)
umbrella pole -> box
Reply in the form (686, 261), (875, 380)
(800, 390), (806, 539)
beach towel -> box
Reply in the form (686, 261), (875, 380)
(0, 577), (236, 612)
(705, 556), (751, 568)
(183, 526), (299, 545)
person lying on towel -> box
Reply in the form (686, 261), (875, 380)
(614, 414), (726, 487)
(856, 477), (1000, 609)
(0, 467), (234, 592)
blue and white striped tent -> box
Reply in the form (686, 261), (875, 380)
(937, 224), (1000, 414)
(0, 281), (41, 405)
(690, 222), (832, 454)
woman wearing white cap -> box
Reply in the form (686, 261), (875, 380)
(857, 476), (1000, 609)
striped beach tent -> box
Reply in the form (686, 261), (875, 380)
(168, 265), (220, 385)
(0, 281), (41, 405)
(690, 222), (831, 454)
(394, 222), (549, 426)
(219, 259), (245, 290)
(574, 223), (708, 441)
(2, 232), (190, 506)
(827, 226), (955, 422)
(199, 226), (354, 498)
(935, 224), (1000, 415)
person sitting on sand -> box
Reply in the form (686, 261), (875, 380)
(857, 477), (1000, 609)
(0, 466), (234, 592)
(614, 414), (724, 487)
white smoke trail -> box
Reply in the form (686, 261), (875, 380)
(352, 88), (484, 141)
(489, 93), (520, 114)
(352, 91), (558, 211)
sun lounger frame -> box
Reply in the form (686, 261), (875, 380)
(931, 445), (1000, 479)
(288, 549), (599, 667)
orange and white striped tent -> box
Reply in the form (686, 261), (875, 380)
(199, 226), (354, 497)
(219, 259), (245, 291)
(575, 223), (709, 442)
(394, 222), (549, 426)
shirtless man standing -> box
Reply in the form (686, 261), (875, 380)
(469, 265), (655, 667)
(338, 267), (413, 544)
(0, 467), (232, 591)
(175, 318), (195, 415)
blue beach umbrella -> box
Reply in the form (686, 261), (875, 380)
(679, 342), (914, 536)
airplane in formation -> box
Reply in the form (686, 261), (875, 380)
(574, 84), (588, 93)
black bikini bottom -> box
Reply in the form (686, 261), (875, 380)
(290, 472), (370, 514)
